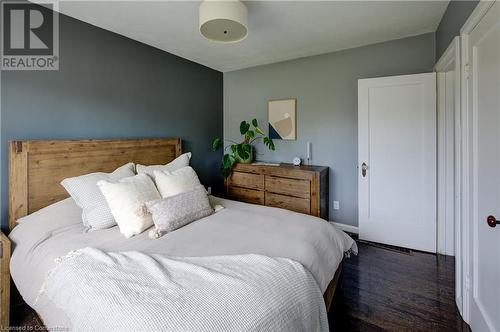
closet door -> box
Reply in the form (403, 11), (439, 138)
(358, 73), (436, 252)
(465, 2), (500, 330)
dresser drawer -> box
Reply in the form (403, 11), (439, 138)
(225, 163), (328, 218)
(265, 176), (310, 199)
(228, 171), (264, 190)
(227, 187), (264, 205)
(265, 193), (311, 215)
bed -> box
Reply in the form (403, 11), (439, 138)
(7, 138), (356, 331)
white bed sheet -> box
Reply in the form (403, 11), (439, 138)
(9, 196), (356, 330)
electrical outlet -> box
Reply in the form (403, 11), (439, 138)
(207, 186), (212, 195)
(333, 201), (340, 210)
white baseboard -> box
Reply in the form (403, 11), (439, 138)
(330, 221), (359, 234)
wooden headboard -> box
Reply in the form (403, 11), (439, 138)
(8, 138), (182, 231)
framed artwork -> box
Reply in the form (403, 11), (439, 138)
(268, 98), (296, 140)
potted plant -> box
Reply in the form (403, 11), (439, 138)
(212, 119), (275, 178)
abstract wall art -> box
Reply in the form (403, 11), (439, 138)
(268, 99), (296, 140)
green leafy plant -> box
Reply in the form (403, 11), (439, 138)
(213, 119), (275, 178)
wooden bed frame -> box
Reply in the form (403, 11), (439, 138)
(8, 138), (182, 231)
(4, 137), (341, 327)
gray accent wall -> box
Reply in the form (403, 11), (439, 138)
(224, 33), (436, 227)
(435, 0), (479, 60)
(0, 12), (223, 231)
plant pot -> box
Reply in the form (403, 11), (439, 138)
(234, 145), (254, 164)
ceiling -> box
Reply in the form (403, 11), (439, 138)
(53, 1), (449, 72)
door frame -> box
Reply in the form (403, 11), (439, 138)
(434, 36), (461, 312)
(459, 0), (496, 325)
(435, 36), (460, 257)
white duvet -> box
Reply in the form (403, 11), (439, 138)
(40, 248), (329, 332)
(10, 196), (357, 331)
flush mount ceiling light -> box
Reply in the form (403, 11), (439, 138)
(199, 0), (248, 43)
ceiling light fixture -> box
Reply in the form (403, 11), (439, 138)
(199, 0), (248, 43)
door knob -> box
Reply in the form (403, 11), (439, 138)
(487, 215), (500, 228)
(361, 163), (368, 177)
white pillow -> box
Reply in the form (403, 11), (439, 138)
(97, 174), (161, 238)
(153, 166), (202, 198)
(136, 152), (191, 177)
(61, 163), (136, 230)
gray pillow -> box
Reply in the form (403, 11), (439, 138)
(146, 185), (213, 238)
(61, 163), (136, 230)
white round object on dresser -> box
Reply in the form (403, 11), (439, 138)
(292, 157), (301, 166)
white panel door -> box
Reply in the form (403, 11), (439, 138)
(466, 2), (500, 330)
(358, 73), (436, 252)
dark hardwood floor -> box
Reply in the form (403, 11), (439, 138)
(12, 240), (469, 331)
(329, 240), (469, 331)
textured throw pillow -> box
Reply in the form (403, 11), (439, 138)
(146, 185), (213, 238)
(153, 166), (202, 198)
(136, 152), (191, 177)
(61, 163), (136, 230)
(97, 174), (161, 238)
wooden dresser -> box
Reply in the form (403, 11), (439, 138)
(225, 163), (329, 219)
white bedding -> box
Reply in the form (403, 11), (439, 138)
(9, 196), (356, 330)
(40, 248), (329, 332)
